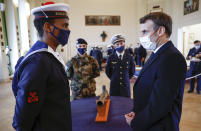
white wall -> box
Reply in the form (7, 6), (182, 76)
(171, 0), (201, 52)
(28, 0), (147, 62)
(183, 23), (201, 57)
(27, 0), (201, 62)
(68, 0), (147, 59)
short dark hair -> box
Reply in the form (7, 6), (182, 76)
(194, 40), (200, 44)
(140, 12), (172, 37)
(34, 18), (55, 37)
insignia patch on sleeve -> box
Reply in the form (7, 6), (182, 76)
(27, 91), (39, 104)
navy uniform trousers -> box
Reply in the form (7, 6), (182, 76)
(106, 50), (135, 97)
(131, 41), (187, 131)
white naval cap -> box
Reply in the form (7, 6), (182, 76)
(111, 34), (125, 45)
(31, 1), (70, 19)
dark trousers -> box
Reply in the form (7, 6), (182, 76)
(189, 70), (201, 93)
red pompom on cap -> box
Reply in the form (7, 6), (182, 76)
(43, 1), (55, 6)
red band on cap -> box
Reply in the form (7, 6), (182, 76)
(43, 1), (55, 6)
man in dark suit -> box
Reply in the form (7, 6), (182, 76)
(106, 34), (135, 97)
(125, 12), (187, 131)
(134, 43), (147, 66)
(186, 40), (201, 94)
(127, 46), (135, 57)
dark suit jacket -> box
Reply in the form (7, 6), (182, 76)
(106, 50), (135, 97)
(131, 41), (187, 131)
(134, 45), (147, 66)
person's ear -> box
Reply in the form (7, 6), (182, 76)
(157, 26), (166, 37)
(43, 22), (52, 33)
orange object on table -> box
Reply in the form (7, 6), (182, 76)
(95, 99), (110, 122)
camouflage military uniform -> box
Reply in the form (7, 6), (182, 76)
(66, 53), (100, 100)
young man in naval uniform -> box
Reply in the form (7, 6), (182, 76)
(12, 2), (72, 131)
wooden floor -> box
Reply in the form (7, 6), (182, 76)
(0, 72), (201, 131)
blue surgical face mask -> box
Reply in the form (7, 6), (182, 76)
(78, 48), (87, 55)
(49, 24), (70, 46)
(195, 45), (200, 49)
(116, 46), (125, 53)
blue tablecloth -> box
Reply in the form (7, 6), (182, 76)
(71, 96), (133, 131)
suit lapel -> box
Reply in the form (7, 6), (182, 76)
(135, 41), (174, 85)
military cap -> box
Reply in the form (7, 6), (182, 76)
(111, 34), (125, 44)
(76, 38), (88, 45)
(31, 1), (70, 20)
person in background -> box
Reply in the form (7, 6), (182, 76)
(125, 12), (187, 131)
(127, 44), (135, 57)
(12, 2), (72, 130)
(107, 44), (115, 56)
(66, 38), (100, 100)
(90, 46), (95, 56)
(107, 44), (115, 61)
(106, 34), (135, 97)
(186, 40), (201, 94)
(134, 43), (147, 66)
(91, 46), (103, 71)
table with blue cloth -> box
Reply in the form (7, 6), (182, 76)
(71, 96), (133, 131)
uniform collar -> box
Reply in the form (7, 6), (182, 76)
(47, 46), (65, 67)
(116, 50), (125, 57)
(28, 41), (65, 67)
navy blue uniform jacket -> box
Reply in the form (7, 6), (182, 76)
(12, 41), (72, 131)
(131, 41), (187, 131)
(186, 47), (201, 73)
(106, 50), (135, 97)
